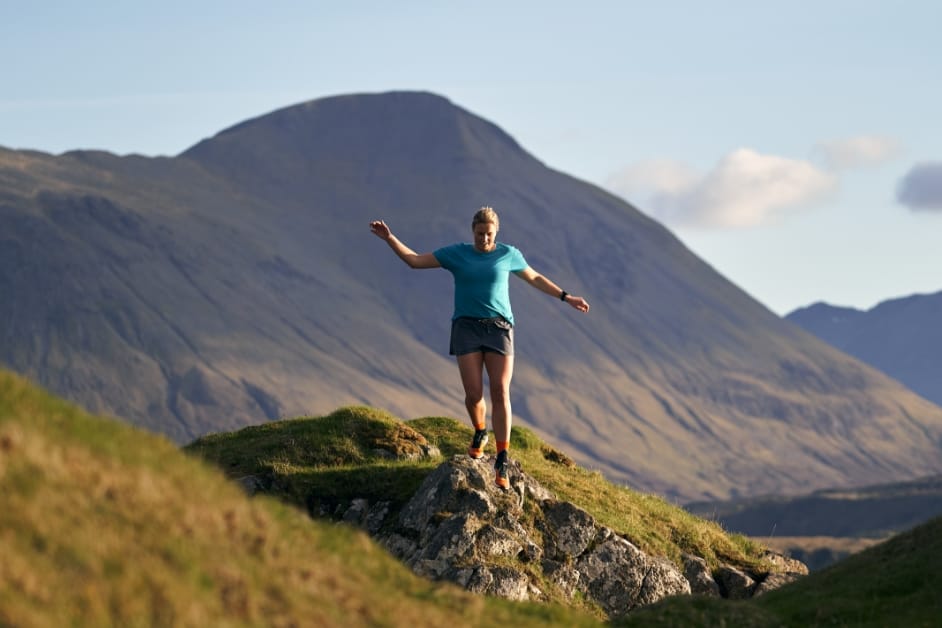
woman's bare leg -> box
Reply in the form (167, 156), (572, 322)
(484, 352), (514, 443)
(456, 352), (486, 429)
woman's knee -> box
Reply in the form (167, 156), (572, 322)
(489, 384), (511, 405)
(464, 392), (484, 407)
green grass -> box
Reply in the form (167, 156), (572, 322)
(7, 369), (941, 627)
(614, 595), (782, 627)
(187, 406), (773, 574)
(615, 516), (942, 627)
(753, 515), (942, 627)
(0, 370), (602, 627)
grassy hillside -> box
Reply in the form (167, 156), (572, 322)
(186, 406), (770, 574)
(6, 367), (940, 626)
(617, 516), (942, 627)
(0, 369), (599, 627)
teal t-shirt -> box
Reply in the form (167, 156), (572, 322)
(433, 242), (529, 325)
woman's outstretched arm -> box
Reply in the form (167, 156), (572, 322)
(515, 267), (590, 313)
(369, 220), (441, 269)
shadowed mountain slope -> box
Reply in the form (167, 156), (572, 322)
(687, 473), (942, 538)
(787, 291), (942, 407)
(3, 91), (942, 501)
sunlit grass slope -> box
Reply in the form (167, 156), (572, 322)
(5, 368), (937, 627)
(615, 515), (942, 627)
(0, 370), (600, 628)
(186, 406), (771, 573)
(753, 514), (942, 627)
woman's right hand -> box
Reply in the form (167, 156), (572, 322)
(369, 220), (391, 241)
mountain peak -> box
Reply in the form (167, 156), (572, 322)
(180, 91), (531, 180)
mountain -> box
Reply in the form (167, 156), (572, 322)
(3, 91), (942, 501)
(786, 291), (942, 407)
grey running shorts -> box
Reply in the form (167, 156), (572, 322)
(449, 316), (514, 356)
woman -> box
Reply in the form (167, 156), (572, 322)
(369, 207), (589, 490)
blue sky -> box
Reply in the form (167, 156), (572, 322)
(3, 1), (940, 315)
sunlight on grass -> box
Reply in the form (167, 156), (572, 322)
(189, 406), (774, 574)
(1, 372), (602, 627)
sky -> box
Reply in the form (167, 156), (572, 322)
(2, 1), (940, 316)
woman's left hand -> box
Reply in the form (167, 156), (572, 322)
(566, 295), (590, 313)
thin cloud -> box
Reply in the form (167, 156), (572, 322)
(896, 162), (942, 211)
(606, 148), (837, 229)
(813, 135), (901, 171)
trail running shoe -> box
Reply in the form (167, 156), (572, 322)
(494, 451), (510, 490)
(468, 429), (489, 459)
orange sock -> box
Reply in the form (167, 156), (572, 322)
(473, 422), (486, 432)
(496, 441), (509, 454)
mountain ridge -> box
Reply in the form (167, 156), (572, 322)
(787, 290), (942, 407)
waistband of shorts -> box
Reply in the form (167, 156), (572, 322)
(455, 315), (511, 325)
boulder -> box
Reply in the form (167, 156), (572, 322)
(310, 455), (806, 617)
(715, 564), (756, 599)
(753, 571), (804, 596)
(682, 553), (721, 597)
(382, 455), (691, 617)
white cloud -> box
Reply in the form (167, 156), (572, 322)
(896, 162), (942, 211)
(605, 148), (837, 229)
(813, 135), (901, 171)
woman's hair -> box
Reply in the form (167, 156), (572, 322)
(472, 206), (499, 229)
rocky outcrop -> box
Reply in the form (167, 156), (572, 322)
(322, 455), (806, 617)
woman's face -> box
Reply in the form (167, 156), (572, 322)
(472, 221), (498, 253)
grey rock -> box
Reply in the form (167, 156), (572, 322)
(383, 533), (417, 561)
(761, 550), (809, 575)
(412, 558), (451, 579)
(418, 512), (481, 564)
(365, 500), (391, 534)
(576, 534), (648, 615)
(753, 571), (803, 596)
(236, 475), (264, 496)
(461, 565), (531, 601)
(543, 559), (581, 599)
(475, 523), (524, 559)
(639, 556), (692, 605)
(379, 456), (720, 616)
(422, 444), (442, 458)
(715, 565), (756, 599)
(542, 500), (597, 559)
(682, 553), (721, 597)
(342, 498), (369, 525)
(398, 456), (498, 534)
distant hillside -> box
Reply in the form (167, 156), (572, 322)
(0, 368), (600, 627)
(686, 474), (942, 539)
(686, 474), (942, 571)
(3, 91), (942, 502)
(786, 290), (942, 407)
